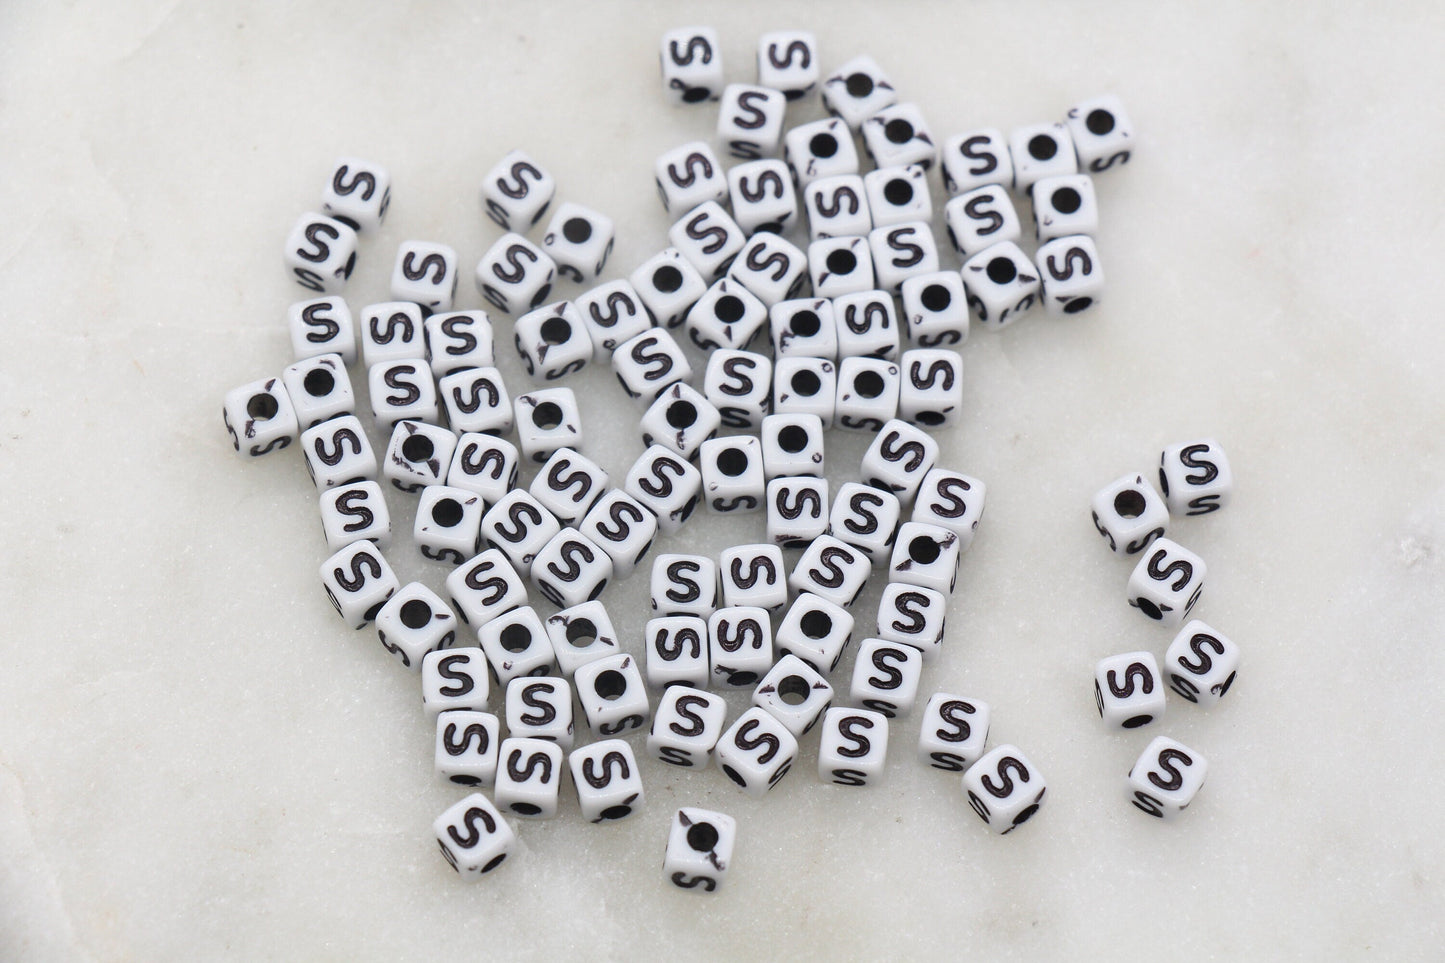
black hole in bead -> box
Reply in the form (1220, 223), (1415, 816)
(363, 600), (386, 622)
(499, 623), (532, 652)
(884, 119), (914, 144)
(825, 249), (857, 275)
(791, 370), (821, 396)
(1114, 490), (1146, 519)
(653, 265), (683, 294)
(1064, 297), (1093, 314)
(599, 805), (631, 820)
(532, 402), (563, 429)
(1123, 714), (1153, 729)
(666, 400), (697, 429)
(721, 764), (747, 788)
(511, 802), (542, 816)
(402, 434), (435, 462)
(920, 284), (951, 312)
(530, 284), (552, 309)
(1051, 187), (1082, 215)
(1012, 804), (1039, 827)
(777, 424), (809, 453)
(431, 498), (464, 527)
(246, 393), (278, 420)
(917, 411), (945, 426)
(565, 618), (597, 648)
(481, 853), (507, 872)
(791, 310), (821, 337)
(728, 671), (758, 686)
(1028, 134), (1058, 161)
(540, 317), (572, 345)
(594, 669), (627, 700)
(399, 599), (432, 629)
(687, 821), (720, 851)
(715, 295), (746, 323)
(809, 133), (839, 158)
(716, 447), (749, 477)
(450, 775), (481, 786)
(778, 675), (810, 706)
(985, 257), (1017, 285)
(1136, 598), (1163, 621)
(883, 178), (913, 206)
(855, 370), (885, 399)
(562, 217), (592, 244)
(909, 536), (941, 564)
(1086, 109), (1115, 135)
(682, 86), (709, 104)
(799, 609), (832, 639)
(302, 368), (335, 397)
(844, 72), (874, 98)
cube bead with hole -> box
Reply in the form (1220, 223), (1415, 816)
(783, 117), (858, 190)
(685, 279), (768, 353)
(540, 202), (615, 284)
(863, 103), (937, 170)
(708, 606), (774, 688)
(901, 273), (969, 349)
(835, 357), (901, 432)
(699, 436), (766, 514)
(876, 582), (945, 661)
(717, 84), (786, 160)
(1159, 439), (1233, 517)
(865, 164), (932, 228)
(918, 693), (990, 772)
(704, 349), (771, 430)
(480, 150), (555, 232)
(475, 233), (556, 316)
(574, 279), (651, 358)
(869, 222), (939, 293)
(964, 745), (1047, 834)
(889, 522), (961, 595)
(660, 27), (724, 105)
(833, 289), (900, 360)
(863, 420), (939, 502)
(477, 605), (556, 684)
(665, 807), (737, 893)
(391, 241), (459, 312)
(284, 212), (357, 294)
(505, 676), (575, 749)
(767, 476), (830, 549)
(530, 528), (612, 608)
(321, 157), (390, 233)
(645, 616), (710, 689)
(1031, 175), (1098, 243)
(654, 141), (729, 213)
(1008, 123), (1078, 193)
(758, 30), (818, 100)
(440, 367), (512, 435)
(425, 311), (494, 378)
(320, 481), (391, 553)
(494, 737), (565, 819)
(445, 548), (528, 629)
(577, 490), (657, 580)
(514, 387), (583, 464)
(719, 543), (788, 613)
(761, 412), (826, 478)
(320, 540), (399, 629)
(360, 301), (426, 369)
(1066, 95), (1135, 173)
(940, 129), (1013, 196)
(1095, 651), (1166, 729)
(631, 248), (708, 329)
(728, 232), (808, 307)
(1128, 538), (1206, 627)
(570, 739), (645, 823)
(850, 638), (922, 718)
(575, 653), (650, 737)
(422, 647), (490, 718)
(776, 592), (854, 674)
(434, 792), (514, 878)
(1128, 736), (1207, 820)
(830, 482), (901, 564)
(382, 421), (457, 494)
(1091, 473), (1169, 556)
(371, 584), (451, 670)
(804, 174), (872, 241)
(529, 448), (608, 527)
(281, 354), (353, 430)
(624, 445), (702, 535)
(670, 201), (746, 283)
(962, 241), (1041, 330)
(613, 328), (692, 408)
(913, 468), (986, 550)
(288, 296), (356, 364)
(301, 415), (376, 490)
(898, 349), (963, 429)
(728, 158), (798, 235)
(789, 534), (870, 608)
(414, 486), (484, 565)
(223, 377), (297, 458)
(434, 710), (501, 787)
(822, 55), (897, 130)
(818, 707), (889, 787)
(752, 655), (832, 737)
(447, 433), (519, 505)
(1165, 620), (1240, 706)
(649, 686), (727, 768)
(809, 236), (875, 300)
(369, 360), (438, 431)
(641, 383), (721, 461)
(773, 357), (837, 427)
(715, 706), (799, 797)
(651, 554), (718, 618)
(514, 301), (592, 382)
(944, 185), (1022, 260)
(544, 599), (620, 678)
(771, 297), (838, 359)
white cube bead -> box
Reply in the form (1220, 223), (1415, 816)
(425, 310), (495, 378)
(382, 420), (457, 494)
(574, 653), (651, 737)
(962, 240), (1041, 329)
(540, 202), (615, 284)
(1065, 95), (1135, 173)
(963, 745), (1047, 834)
(281, 354), (353, 430)
(868, 222), (939, 293)
(728, 233), (808, 307)
(391, 241), (459, 312)
(544, 599), (621, 678)
(685, 278), (768, 352)
(776, 592), (854, 674)
(651, 553), (718, 617)
(1008, 123), (1078, 193)
(833, 289), (901, 360)
(821, 55), (897, 130)
(761, 412), (826, 478)
(613, 328), (692, 408)
(830, 481), (901, 564)
(752, 655), (833, 737)
(940, 129), (1013, 196)
(715, 706), (799, 797)
(850, 638), (923, 717)
(513, 301), (593, 382)
(648, 686), (727, 768)
(1037, 235), (1105, 316)
(434, 792), (514, 878)
(1164, 620), (1240, 706)
(789, 534), (870, 607)
(321, 157), (390, 233)
(1159, 439), (1233, 517)
(578, 489), (658, 579)
(505, 675), (575, 749)
(862, 420), (939, 502)
(320, 480), (391, 552)
(531, 528), (612, 608)
(808, 236), (875, 299)
(359, 301), (426, 369)
(369, 360), (439, 431)
(447, 433), (520, 505)
(876, 582), (946, 661)
(1128, 736), (1208, 820)
(660, 27), (724, 104)
(803, 174), (871, 241)
(644, 616), (710, 689)
(439, 367), (512, 435)
(862, 103), (938, 171)
(444, 547), (528, 629)
(422, 647), (490, 718)
(773, 357), (837, 426)
(699, 435), (766, 514)
(223, 377), (298, 458)
(704, 349), (772, 430)
(288, 296), (356, 364)
(818, 707), (889, 786)
(300, 414), (376, 489)
(475, 233), (557, 316)
(513, 387), (582, 464)
(665, 808), (737, 892)
(641, 382), (721, 461)
(1128, 537), (1206, 627)
(912, 468), (986, 550)
(573, 279), (651, 358)
(375, 582), (457, 668)
(320, 540), (398, 629)
(783, 117), (858, 189)
(414, 486), (484, 565)
(918, 693), (990, 772)
(654, 141), (728, 213)
(477, 605), (556, 684)
(284, 212), (357, 294)
(434, 710), (501, 787)
(529, 448), (608, 527)
(900, 272), (969, 348)
(757, 30), (819, 100)
(624, 445), (702, 534)
(669, 201), (746, 283)
(569, 739), (645, 823)
(888, 521), (961, 595)
(770, 297), (837, 359)
(708, 606), (774, 688)
(864, 164), (932, 228)
(1031, 174), (1098, 243)
(728, 158), (798, 235)
(944, 185), (1022, 260)
(719, 543), (789, 613)
(631, 248), (708, 329)
(717, 84), (786, 160)
(1095, 651), (1167, 729)
(767, 476), (830, 549)
(1091, 472), (1169, 557)
(480, 150), (556, 232)
(836, 357), (901, 431)
(494, 737), (565, 819)
(898, 348), (963, 429)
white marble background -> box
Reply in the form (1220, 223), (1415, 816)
(1, 1), (1442, 959)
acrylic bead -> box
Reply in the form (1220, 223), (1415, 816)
(918, 694), (990, 773)
(654, 141), (729, 214)
(717, 84), (787, 160)
(375, 582), (458, 669)
(284, 212), (357, 294)
(808, 236), (875, 299)
(1164, 620), (1240, 706)
(631, 248), (708, 328)
(789, 534), (870, 608)
(569, 739), (645, 823)
(444, 548), (528, 629)
(862, 420), (939, 502)
(850, 638), (923, 718)
(832, 289), (900, 360)
(514, 387), (583, 464)
(876, 582), (945, 661)
(940, 129), (1013, 196)
(530, 528), (612, 608)
(783, 117), (858, 190)
(505, 676), (575, 749)
(963, 745), (1047, 834)
(651, 553), (718, 618)
(390, 241), (459, 312)
(704, 349), (772, 430)
(821, 55), (897, 130)
(669, 201), (747, 283)
(577, 489), (658, 579)
(1031, 174), (1098, 243)
(1128, 736), (1207, 820)
(434, 792), (514, 878)
(660, 27), (724, 105)
(685, 278), (768, 352)
(480, 150), (556, 232)
(1036, 234), (1104, 316)
(514, 301), (592, 382)
(477, 605), (557, 684)
(321, 157), (390, 233)
(494, 737), (565, 819)
(648, 687), (728, 768)
(320, 540), (398, 629)
(728, 232), (808, 307)
(912, 468), (986, 550)
(718, 543), (789, 613)
(574, 279), (651, 358)
(1065, 95), (1135, 173)
(281, 354), (353, 429)
(664, 808), (737, 893)
(540, 202), (615, 284)
(623, 445), (702, 535)
(644, 616), (710, 689)
(698, 436), (766, 515)
(767, 476), (830, 549)
(288, 296), (356, 364)
(775, 592), (854, 675)
(708, 606), (774, 688)
(818, 707), (888, 786)
(540, 601), (618, 680)
(770, 297), (838, 359)
(425, 310), (495, 378)
(223, 377), (298, 458)
(1128, 537), (1207, 627)
(613, 328), (692, 408)
(864, 164), (932, 228)
(640, 382), (721, 461)
(1095, 651), (1167, 730)
(888, 522), (961, 595)
(382, 420), (457, 494)
(446, 433), (520, 505)
(1158, 439), (1233, 517)
(760, 412), (826, 478)
(320, 480), (391, 553)
(414, 486), (485, 565)
(1091, 472), (1169, 557)
(757, 30), (819, 100)
(574, 653), (651, 737)
(961, 241), (1041, 330)
(434, 710), (501, 787)
(803, 174), (872, 241)
(727, 158), (798, 235)
(752, 655), (833, 737)
(835, 357), (901, 431)
(862, 103), (937, 170)
(773, 357), (837, 426)
(715, 706), (799, 798)
(898, 348), (963, 429)
(868, 222), (940, 293)
(300, 414), (376, 490)
(439, 367), (513, 435)
(369, 360), (439, 431)
(900, 272), (969, 348)
(360, 301), (426, 368)
(474, 233), (557, 316)
(944, 185), (1022, 260)
(529, 448), (608, 526)
(829, 482), (901, 564)
(1008, 123), (1078, 193)
(422, 647), (490, 718)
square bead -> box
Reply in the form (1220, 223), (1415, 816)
(494, 737), (565, 819)
(962, 241), (1041, 330)
(223, 377), (298, 458)
(789, 534), (870, 607)
(631, 248), (708, 329)
(900, 272), (969, 348)
(640, 382), (721, 461)
(320, 480), (391, 552)
(447, 433), (520, 505)
(728, 233), (808, 307)
(1066, 95), (1135, 173)
(821, 55), (897, 130)
(773, 357), (837, 426)
(422, 647), (490, 718)
(651, 554), (718, 617)
(752, 655), (833, 737)
(700, 435), (769, 516)
(391, 241), (459, 312)
(624, 445), (702, 535)
(543, 599), (621, 678)
(578, 489), (658, 579)
(818, 707), (888, 786)
(944, 185), (1022, 260)
(809, 236), (875, 299)
(940, 129), (1013, 196)
(434, 792), (514, 878)
(783, 117), (858, 189)
(1095, 651), (1167, 730)
(574, 653), (651, 737)
(708, 606), (774, 688)
(439, 367), (513, 436)
(1128, 736), (1207, 820)
(613, 328), (692, 408)
(320, 540), (398, 629)
(360, 301), (426, 368)
(1159, 439), (1233, 517)
(770, 297), (838, 359)
(862, 420), (939, 502)
(717, 84), (787, 160)
(660, 27), (724, 104)
(868, 222), (939, 293)
(864, 164), (932, 228)
(1008, 123), (1078, 193)
(475, 233), (557, 316)
(530, 528), (612, 608)
(665, 808), (737, 893)
(963, 745), (1047, 834)
(654, 141), (729, 214)
(480, 150), (556, 232)
(301, 415), (376, 489)
(382, 420), (457, 494)
(669, 201), (747, 284)
(369, 360), (439, 431)
(574, 279), (651, 358)
(835, 357), (901, 432)
(530, 448), (609, 526)
(281, 354), (353, 429)
(648, 687), (728, 768)
(425, 311), (495, 378)
(760, 413), (826, 478)
(513, 387), (583, 464)
(284, 212), (357, 294)
(876, 582), (946, 661)
(1036, 235), (1104, 316)
(804, 174), (872, 240)
(1165, 620), (1240, 706)
(434, 710), (501, 787)
(644, 616), (710, 689)
(540, 202), (615, 284)
(719, 543), (789, 613)
(685, 279), (768, 353)
(1128, 538), (1207, 626)
(849, 638), (922, 718)
(758, 30), (819, 100)
(288, 296), (356, 364)
(414, 486), (484, 565)
(704, 349), (772, 430)
(514, 301), (592, 382)
(569, 739), (645, 823)
(833, 289), (901, 360)
(918, 693), (990, 772)
(830, 482), (901, 564)
(1091, 472), (1169, 557)
(505, 676), (575, 749)
(728, 159), (798, 235)
(1031, 174), (1098, 243)
(444, 548), (528, 628)
(767, 476), (830, 549)
(862, 103), (937, 170)
(913, 468), (986, 550)
(715, 706), (799, 797)
(321, 157), (390, 232)
(776, 592), (854, 674)
(898, 348), (963, 429)
(477, 605), (557, 683)
(888, 522), (961, 595)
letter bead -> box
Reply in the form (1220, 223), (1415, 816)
(624, 445), (702, 535)
(544, 599), (621, 678)
(630, 248), (708, 328)
(360, 301), (427, 368)
(752, 655), (833, 737)
(835, 357), (901, 432)
(962, 241), (1041, 330)
(1031, 174), (1099, 243)
(776, 592), (854, 674)
(434, 710), (501, 787)
(648, 686), (728, 768)
(480, 149), (555, 232)
(223, 377), (298, 458)
(1165, 620), (1240, 706)
(868, 222), (940, 293)
(529, 448), (608, 526)
(818, 707), (889, 786)
(506, 676), (575, 749)
(531, 528), (612, 608)
(369, 360), (439, 431)
(758, 30), (819, 100)
(728, 158), (798, 235)
(301, 414), (376, 490)
(321, 157), (391, 233)
(320, 480), (391, 552)
(445, 548), (529, 628)
(660, 27), (724, 105)
(391, 241), (459, 312)
(728, 232), (808, 307)
(320, 540), (399, 629)
(761, 412), (826, 478)
(773, 357), (837, 427)
(1065, 95), (1135, 174)
(434, 792), (515, 878)
(944, 185), (1022, 260)
(940, 129), (1013, 196)
(645, 616), (711, 689)
(863, 420), (939, 503)
(383, 420), (457, 494)
(570, 739), (645, 823)
(789, 534), (870, 607)
(833, 289), (901, 360)
(447, 433), (519, 505)
(876, 582), (946, 661)
(717, 84), (787, 160)
(1008, 123), (1078, 193)
(888, 522), (961, 595)
(864, 164), (932, 228)
(1159, 439), (1233, 517)
(574, 279), (651, 358)
(1128, 537), (1206, 627)
(414, 486), (484, 565)
(665, 807), (737, 893)
(494, 737), (565, 819)
(719, 543), (789, 613)
(475, 233), (557, 316)
(1091, 473), (1169, 556)
(685, 279), (768, 352)
(862, 103), (938, 171)
(422, 647), (490, 718)
(771, 297), (838, 359)
(654, 141), (729, 214)
(440, 367), (513, 435)
(578, 489), (658, 580)
(783, 117), (859, 190)
(478, 605), (557, 684)
(1036, 235), (1105, 316)
(963, 745), (1047, 834)
(1095, 651), (1167, 729)
(281, 354), (354, 429)
(699, 436), (766, 514)
(830, 482), (901, 563)
(284, 212), (357, 294)
(898, 348), (963, 429)
(918, 694), (990, 772)
(850, 638), (922, 717)
(821, 55), (898, 130)
(708, 606), (774, 688)
(651, 553), (718, 618)
(900, 272), (969, 348)
(767, 476), (830, 549)
(514, 301), (593, 382)
(714, 706), (799, 797)
(513, 387), (583, 464)
(704, 349), (772, 430)
(809, 236), (875, 299)
(912, 468), (986, 550)
(640, 382), (721, 461)
(425, 311), (495, 378)
(613, 328), (692, 409)
(1128, 736), (1207, 820)
(288, 296), (356, 364)
(669, 201), (747, 284)
(540, 202), (615, 284)
(574, 653), (651, 737)
(804, 174), (872, 241)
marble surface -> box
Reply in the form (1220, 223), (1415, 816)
(2, 1), (1443, 959)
